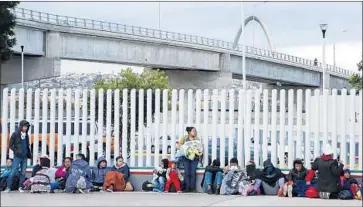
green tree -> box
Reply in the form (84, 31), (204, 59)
(93, 68), (170, 154)
(0, 2), (19, 115)
(349, 60), (362, 90)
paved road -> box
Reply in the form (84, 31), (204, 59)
(2, 192), (362, 206)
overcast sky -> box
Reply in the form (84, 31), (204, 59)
(19, 1), (362, 73)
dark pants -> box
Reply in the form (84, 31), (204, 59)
(183, 158), (198, 190)
(7, 156), (27, 189)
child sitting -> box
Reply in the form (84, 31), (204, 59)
(0, 158), (13, 191)
(151, 158), (169, 192)
(164, 160), (183, 193)
(339, 169), (359, 199)
(284, 159), (308, 197)
(91, 156), (110, 191)
(1, 158), (12, 179)
(103, 156), (129, 192)
(30, 157), (57, 193)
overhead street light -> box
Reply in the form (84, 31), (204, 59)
(320, 24), (328, 89)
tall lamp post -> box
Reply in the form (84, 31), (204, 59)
(21, 45), (24, 89)
(241, 2), (246, 89)
(320, 24), (328, 89)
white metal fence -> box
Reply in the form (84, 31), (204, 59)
(1, 88), (362, 171)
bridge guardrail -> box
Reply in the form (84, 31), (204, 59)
(13, 7), (357, 78)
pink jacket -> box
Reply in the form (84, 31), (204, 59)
(55, 166), (66, 178)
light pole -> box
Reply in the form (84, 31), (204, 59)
(320, 24), (328, 89)
(241, 2), (246, 89)
(158, 2), (161, 30)
(21, 45), (24, 89)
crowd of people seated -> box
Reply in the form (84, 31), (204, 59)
(1, 120), (362, 200)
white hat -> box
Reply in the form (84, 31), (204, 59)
(323, 145), (333, 155)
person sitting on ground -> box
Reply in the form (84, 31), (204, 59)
(54, 157), (72, 190)
(31, 155), (49, 177)
(339, 169), (359, 199)
(220, 158), (246, 195)
(91, 156), (110, 191)
(1, 158), (13, 179)
(164, 160), (183, 193)
(103, 156), (128, 192)
(311, 145), (343, 199)
(223, 157), (242, 174)
(151, 158), (169, 192)
(254, 159), (285, 196)
(201, 159), (223, 195)
(242, 161), (261, 196)
(30, 157), (57, 193)
(284, 158), (309, 197)
(0, 158), (13, 191)
(64, 153), (93, 194)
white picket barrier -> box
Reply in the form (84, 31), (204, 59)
(1, 88), (362, 173)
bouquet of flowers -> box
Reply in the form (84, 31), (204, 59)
(182, 140), (203, 161)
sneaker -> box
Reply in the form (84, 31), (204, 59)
(78, 189), (84, 194)
(207, 188), (213, 195)
(164, 191), (169, 193)
(106, 188), (113, 193)
(287, 185), (293, 198)
(3, 188), (11, 193)
(152, 189), (160, 193)
(177, 191), (182, 193)
(18, 187), (24, 193)
(215, 186), (221, 195)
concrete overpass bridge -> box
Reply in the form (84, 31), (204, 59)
(1, 8), (356, 90)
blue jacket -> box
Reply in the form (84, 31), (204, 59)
(65, 159), (93, 193)
(91, 157), (110, 184)
(1, 167), (11, 178)
(111, 164), (130, 181)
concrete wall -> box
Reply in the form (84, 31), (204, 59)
(1, 56), (61, 84)
(12, 26), (44, 56)
(231, 55), (321, 87)
(60, 33), (220, 71)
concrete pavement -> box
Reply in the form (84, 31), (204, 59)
(1, 192), (362, 206)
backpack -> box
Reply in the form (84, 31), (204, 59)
(142, 181), (154, 191)
(31, 173), (51, 193)
(338, 190), (354, 200)
(226, 171), (244, 190)
(0, 175), (20, 191)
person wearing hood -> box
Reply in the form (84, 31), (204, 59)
(65, 153), (93, 193)
(201, 159), (223, 195)
(311, 145), (343, 199)
(256, 159), (285, 196)
(103, 156), (129, 192)
(3, 120), (32, 193)
(244, 161), (261, 196)
(339, 169), (359, 199)
(285, 159), (309, 197)
(91, 156), (110, 191)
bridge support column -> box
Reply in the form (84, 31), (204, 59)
(46, 31), (61, 58)
(322, 72), (331, 89)
(163, 53), (233, 90)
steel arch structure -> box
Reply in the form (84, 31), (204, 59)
(233, 16), (275, 51)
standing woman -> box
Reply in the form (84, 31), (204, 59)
(178, 126), (202, 193)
